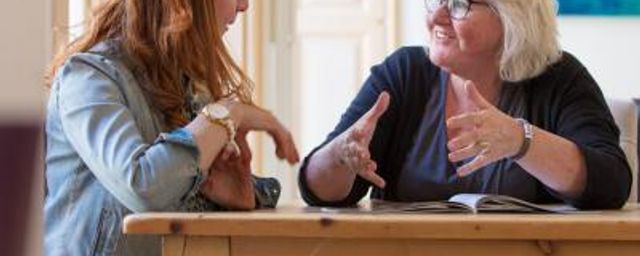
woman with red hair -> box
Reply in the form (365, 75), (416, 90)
(44, 0), (298, 254)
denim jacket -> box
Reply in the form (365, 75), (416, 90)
(44, 41), (280, 255)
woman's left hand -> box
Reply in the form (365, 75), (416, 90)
(446, 81), (524, 176)
(200, 129), (256, 210)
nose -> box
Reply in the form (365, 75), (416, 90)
(428, 3), (451, 24)
(237, 0), (249, 12)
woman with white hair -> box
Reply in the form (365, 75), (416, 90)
(299, 0), (631, 209)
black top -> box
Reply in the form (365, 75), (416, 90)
(298, 47), (631, 210)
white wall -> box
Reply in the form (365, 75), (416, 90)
(557, 17), (640, 100)
(0, 1), (48, 256)
(0, 0), (48, 121)
(400, 1), (640, 100)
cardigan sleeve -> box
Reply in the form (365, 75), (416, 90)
(548, 62), (632, 209)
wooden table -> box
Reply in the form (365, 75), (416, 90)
(124, 203), (640, 256)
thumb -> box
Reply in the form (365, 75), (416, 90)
(362, 92), (390, 125)
(465, 81), (491, 109)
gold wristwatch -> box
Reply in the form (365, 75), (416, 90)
(201, 103), (240, 154)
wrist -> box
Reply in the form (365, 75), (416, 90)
(201, 102), (239, 153)
(221, 99), (243, 126)
(512, 118), (533, 161)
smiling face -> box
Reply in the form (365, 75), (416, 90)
(214, 0), (249, 34)
(426, 0), (503, 74)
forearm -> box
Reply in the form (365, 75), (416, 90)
(185, 114), (230, 172)
(515, 127), (587, 198)
(89, 129), (209, 212)
(306, 140), (358, 202)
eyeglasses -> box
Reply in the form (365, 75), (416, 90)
(424, 0), (491, 20)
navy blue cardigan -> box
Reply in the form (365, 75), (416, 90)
(298, 47), (631, 210)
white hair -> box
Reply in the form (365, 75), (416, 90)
(487, 0), (562, 82)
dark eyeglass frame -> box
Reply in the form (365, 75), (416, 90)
(424, 0), (491, 20)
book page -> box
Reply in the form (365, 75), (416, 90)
(397, 201), (472, 213)
(448, 193), (576, 213)
(307, 200), (473, 214)
(304, 195), (576, 215)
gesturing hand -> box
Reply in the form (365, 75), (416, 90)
(227, 102), (300, 165)
(334, 92), (390, 188)
(446, 81), (524, 176)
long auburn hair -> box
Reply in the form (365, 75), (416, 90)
(46, 0), (253, 130)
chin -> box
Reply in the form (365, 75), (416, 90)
(428, 51), (448, 68)
(430, 47), (460, 70)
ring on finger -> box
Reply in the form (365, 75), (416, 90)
(478, 141), (490, 149)
(477, 141), (491, 154)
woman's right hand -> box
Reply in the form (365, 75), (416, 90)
(200, 129), (256, 210)
(332, 92), (390, 188)
(227, 102), (300, 165)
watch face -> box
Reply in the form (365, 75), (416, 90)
(208, 103), (229, 119)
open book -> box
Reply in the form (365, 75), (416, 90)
(316, 194), (575, 214)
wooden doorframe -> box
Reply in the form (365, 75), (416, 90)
(386, 1), (401, 51)
(238, 0), (268, 175)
